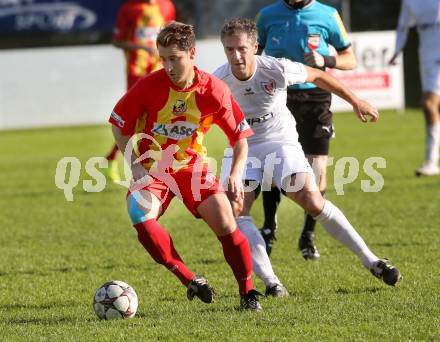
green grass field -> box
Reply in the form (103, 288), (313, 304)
(0, 109), (439, 341)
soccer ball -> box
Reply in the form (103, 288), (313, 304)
(93, 280), (138, 320)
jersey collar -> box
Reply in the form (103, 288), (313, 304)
(166, 67), (201, 92)
(228, 57), (258, 83)
(282, 0), (314, 10)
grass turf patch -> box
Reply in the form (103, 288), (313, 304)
(0, 109), (439, 341)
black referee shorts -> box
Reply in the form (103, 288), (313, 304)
(287, 87), (333, 155)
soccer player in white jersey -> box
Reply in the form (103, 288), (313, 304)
(389, 0), (440, 176)
(214, 18), (402, 289)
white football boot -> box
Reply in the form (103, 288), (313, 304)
(415, 162), (440, 176)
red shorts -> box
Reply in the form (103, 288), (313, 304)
(128, 165), (224, 218)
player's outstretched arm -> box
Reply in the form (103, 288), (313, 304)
(334, 46), (357, 70)
(228, 138), (248, 201)
(112, 125), (130, 155)
(351, 99), (379, 123)
(304, 46), (356, 70)
(305, 66), (379, 123)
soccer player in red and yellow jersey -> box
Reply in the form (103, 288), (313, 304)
(109, 22), (262, 311)
(105, 0), (176, 182)
(113, 0), (176, 89)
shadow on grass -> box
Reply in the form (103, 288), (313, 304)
(201, 305), (242, 314)
(5, 316), (87, 325)
(1, 190), (59, 199)
(335, 286), (383, 295)
(0, 269), (51, 277)
(0, 301), (77, 310)
(0, 267), (90, 277)
(1, 183), (124, 200)
(195, 258), (222, 265)
(159, 296), (182, 303)
(76, 186), (125, 197)
(371, 241), (429, 248)
(0, 263), (146, 277)
(135, 304), (237, 318)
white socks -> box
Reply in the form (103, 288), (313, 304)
(426, 123), (440, 166)
(314, 201), (378, 269)
(236, 216), (281, 288)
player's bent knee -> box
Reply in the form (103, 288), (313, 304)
(422, 94), (440, 115)
(198, 193), (236, 235)
(288, 190), (324, 216)
(305, 194), (325, 216)
(127, 191), (159, 224)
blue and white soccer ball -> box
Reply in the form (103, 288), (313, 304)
(93, 280), (138, 320)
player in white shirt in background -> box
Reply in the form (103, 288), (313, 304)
(390, 0), (440, 176)
(215, 18), (402, 290)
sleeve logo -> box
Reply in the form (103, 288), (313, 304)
(111, 111), (125, 128)
(239, 119), (251, 132)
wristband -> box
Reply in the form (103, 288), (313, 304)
(323, 55), (336, 68)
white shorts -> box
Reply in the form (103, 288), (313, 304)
(220, 140), (313, 191)
(420, 60), (440, 95)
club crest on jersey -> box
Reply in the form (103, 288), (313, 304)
(152, 122), (198, 140)
(261, 79), (276, 96)
(172, 100), (187, 115)
(307, 34), (321, 50)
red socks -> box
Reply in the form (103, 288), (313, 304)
(134, 220), (194, 286)
(218, 228), (254, 295)
(135, 221), (254, 295)
(106, 144), (119, 161)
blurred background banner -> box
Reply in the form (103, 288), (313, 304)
(0, 0), (420, 130)
(0, 0), (122, 47)
(0, 0), (344, 48)
(0, 1), (118, 33)
(329, 31), (405, 113)
(0, 0), (403, 48)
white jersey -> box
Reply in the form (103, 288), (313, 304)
(213, 55), (308, 145)
(395, 0), (440, 64)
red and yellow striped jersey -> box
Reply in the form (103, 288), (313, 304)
(113, 0), (176, 78)
(109, 67), (253, 172)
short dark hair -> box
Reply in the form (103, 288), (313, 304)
(156, 22), (195, 51)
(220, 18), (258, 44)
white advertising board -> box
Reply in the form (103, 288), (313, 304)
(329, 31), (405, 112)
(0, 32), (404, 130)
(0, 42), (227, 130)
